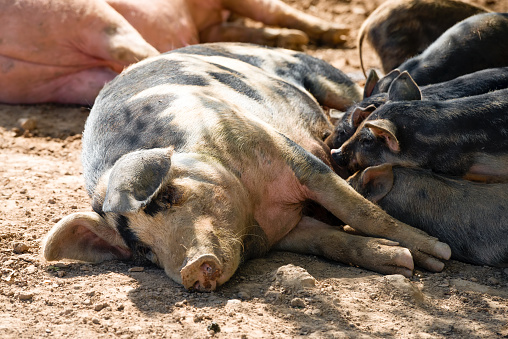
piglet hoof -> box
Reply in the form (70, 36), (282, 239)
(180, 255), (223, 292)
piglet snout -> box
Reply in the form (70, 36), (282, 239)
(180, 254), (223, 292)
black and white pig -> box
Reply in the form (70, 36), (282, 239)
(42, 43), (450, 291)
(332, 74), (508, 181)
(348, 164), (508, 267)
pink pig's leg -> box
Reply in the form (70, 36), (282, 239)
(220, 0), (349, 45)
(274, 216), (415, 277)
(199, 23), (309, 50)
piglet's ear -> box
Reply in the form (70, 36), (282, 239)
(358, 164), (395, 203)
(371, 69), (401, 95)
(364, 119), (400, 152)
(351, 104), (377, 128)
(43, 212), (131, 263)
(103, 148), (173, 213)
(363, 69), (380, 98)
(388, 71), (422, 102)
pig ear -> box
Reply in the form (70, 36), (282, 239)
(364, 119), (400, 152)
(371, 69), (401, 95)
(388, 71), (422, 101)
(103, 148), (173, 213)
(43, 212), (131, 263)
(363, 69), (380, 98)
(351, 104), (377, 128)
(358, 164), (395, 203)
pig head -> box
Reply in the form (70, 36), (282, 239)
(333, 70), (508, 181)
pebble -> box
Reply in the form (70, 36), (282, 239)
(94, 303), (109, 312)
(13, 243), (29, 254)
(237, 291), (250, 300)
(18, 292), (34, 301)
(487, 277), (500, 285)
(18, 118), (37, 131)
(273, 264), (316, 292)
(290, 297), (306, 308)
(57, 270), (66, 278)
(384, 274), (425, 303)
(92, 318), (100, 325)
(26, 265), (37, 274)
(128, 267), (144, 272)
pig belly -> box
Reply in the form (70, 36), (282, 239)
(0, 57), (118, 104)
(241, 156), (312, 246)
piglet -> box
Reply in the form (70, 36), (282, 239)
(348, 164), (508, 267)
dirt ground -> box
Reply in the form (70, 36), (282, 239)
(1, 0), (508, 338)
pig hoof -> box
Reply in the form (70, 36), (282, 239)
(435, 242), (452, 260)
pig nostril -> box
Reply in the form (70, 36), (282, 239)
(202, 263), (213, 274)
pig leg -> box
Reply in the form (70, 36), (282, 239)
(220, 0), (349, 45)
(303, 169), (451, 272)
(275, 216), (415, 276)
(199, 23), (308, 50)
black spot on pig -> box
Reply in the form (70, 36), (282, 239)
(115, 215), (139, 251)
(209, 72), (263, 101)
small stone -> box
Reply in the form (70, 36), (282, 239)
(18, 292), (34, 301)
(57, 270), (66, 278)
(487, 277), (500, 285)
(238, 291), (250, 300)
(92, 318), (100, 325)
(83, 299), (92, 306)
(47, 198), (56, 204)
(13, 243), (29, 254)
(175, 300), (187, 307)
(94, 303), (109, 311)
(12, 127), (22, 137)
(19, 118), (37, 131)
(207, 321), (221, 333)
(128, 267), (144, 272)
(290, 297), (306, 308)
(26, 265), (37, 274)
(226, 299), (242, 308)
(80, 265), (90, 271)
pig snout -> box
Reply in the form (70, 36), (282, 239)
(180, 254), (223, 292)
(331, 147), (356, 173)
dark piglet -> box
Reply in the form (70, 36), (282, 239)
(398, 12), (508, 86)
(326, 67), (508, 150)
(332, 77), (508, 181)
(348, 164), (508, 267)
(358, 0), (487, 76)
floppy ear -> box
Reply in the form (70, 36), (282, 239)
(357, 164), (394, 203)
(102, 148), (173, 213)
(371, 69), (401, 95)
(363, 69), (380, 98)
(43, 212), (131, 263)
(351, 104), (377, 128)
(388, 71), (422, 101)
(364, 119), (400, 152)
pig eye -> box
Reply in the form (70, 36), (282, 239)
(359, 136), (375, 147)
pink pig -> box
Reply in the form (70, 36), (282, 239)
(0, 0), (348, 105)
